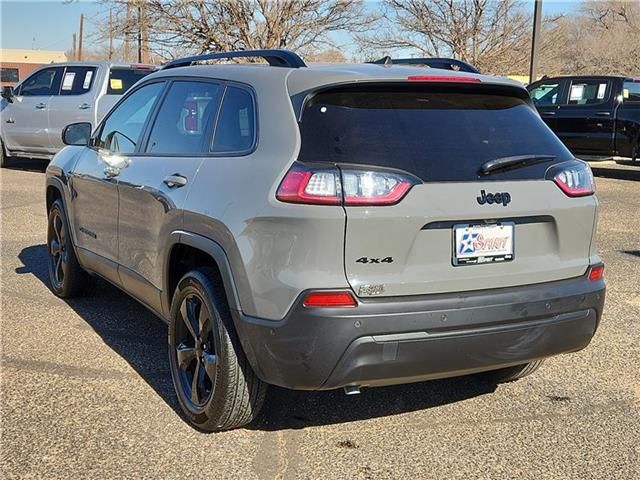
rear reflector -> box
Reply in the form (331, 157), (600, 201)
(588, 264), (604, 281)
(407, 75), (481, 83)
(302, 291), (357, 308)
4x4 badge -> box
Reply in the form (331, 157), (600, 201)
(477, 190), (511, 207)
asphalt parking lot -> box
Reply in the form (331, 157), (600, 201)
(1, 160), (639, 480)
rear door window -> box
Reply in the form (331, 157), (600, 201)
(298, 85), (573, 182)
(145, 81), (221, 154)
(60, 66), (97, 95)
(567, 79), (611, 105)
(107, 67), (155, 95)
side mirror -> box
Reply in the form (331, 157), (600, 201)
(62, 122), (92, 146)
(1, 86), (14, 103)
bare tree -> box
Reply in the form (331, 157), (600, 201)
(360, 0), (532, 74)
(539, 0), (640, 76)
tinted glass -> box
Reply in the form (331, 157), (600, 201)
(623, 81), (640, 102)
(19, 67), (63, 96)
(1, 68), (19, 83)
(146, 81), (221, 154)
(107, 68), (154, 95)
(97, 82), (164, 154)
(60, 67), (97, 96)
(298, 86), (573, 182)
(567, 79), (610, 105)
(212, 86), (255, 153)
(529, 81), (562, 105)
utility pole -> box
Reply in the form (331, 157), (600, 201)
(529, 0), (543, 84)
(78, 13), (84, 61)
(137, 3), (143, 63)
(124, 3), (132, 62)
(109, 8), (113, 61)
(72, 33), (77, 61)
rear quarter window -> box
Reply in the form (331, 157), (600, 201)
(60, 66), (97, 95)
(298, 84), (573, 182)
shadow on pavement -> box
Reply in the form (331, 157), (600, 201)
(591, 164), (640, 182)
(17, 243), (498, 431)
(3, 157), (48, 173)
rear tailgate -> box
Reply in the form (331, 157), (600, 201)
(297, 82), (597, 297)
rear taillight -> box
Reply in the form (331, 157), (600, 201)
(588, 264), (604, 281)
(275, 164), (341, 205)
(276, 163), (418, 206)
(547, 160), (594, 197)
(302, 291), (357, 308)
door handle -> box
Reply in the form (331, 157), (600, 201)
(35, 103), (46, 110)
(5, 118), (15, 124)
(541, 111), (556, 116)
(163, 174), (188, 188)
(595, 111), (611, 117)
(103, 166), (120, 178)
(79, 103), (91, 110)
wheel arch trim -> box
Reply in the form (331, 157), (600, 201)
(164, 231), (244, 316)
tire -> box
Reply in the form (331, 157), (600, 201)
(168, 268), (267, 431)
(47, 199), (89, 298)
(0, 139), (8, 168)
(483, 360), (545, 384)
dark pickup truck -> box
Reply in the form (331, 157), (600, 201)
(527, 75), (640, 164)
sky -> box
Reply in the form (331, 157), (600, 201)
(1, 0), (583, 55)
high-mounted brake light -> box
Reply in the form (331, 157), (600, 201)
(302, 291), (357, 308)
(407, 75), (481, 83)
(129, 63), (156, 71)
(276, 163), (417, 206)
(588, 264), (604, 282)
(547, 160), (595, 197)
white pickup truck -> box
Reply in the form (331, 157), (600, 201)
(0, 61), (156, 167)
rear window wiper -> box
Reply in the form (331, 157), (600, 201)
(480, 155), (557, 175)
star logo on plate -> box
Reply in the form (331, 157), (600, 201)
(459, 232), (478, 254)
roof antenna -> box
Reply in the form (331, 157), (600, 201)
(382, 55), (392, 65)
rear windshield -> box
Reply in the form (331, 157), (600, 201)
(298, 85), (573, 181)
(107, 68), (154, 95)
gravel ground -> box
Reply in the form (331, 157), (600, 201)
(1, 159), (638, 480)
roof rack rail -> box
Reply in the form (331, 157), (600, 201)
(162, 49), (307, 70)
(368, 56), (480, 74)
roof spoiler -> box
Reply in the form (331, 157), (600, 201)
(162, 49), (307, 70)
(368, 56), (480, 74)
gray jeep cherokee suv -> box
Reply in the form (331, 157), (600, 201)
(45, 50), (606, 431)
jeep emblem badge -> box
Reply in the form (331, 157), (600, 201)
(477, 189), (511, 207)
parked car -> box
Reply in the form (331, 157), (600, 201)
(0, 61), (156, 167)
(528, 75), (640, 164)
(45, 50), (605, 431)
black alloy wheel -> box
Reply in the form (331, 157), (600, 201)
(48, 209), (68, 290)
(47, 199), (88, 298)
(174, 293), (218, 409)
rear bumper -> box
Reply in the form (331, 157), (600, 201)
(233, 275), (605, 390)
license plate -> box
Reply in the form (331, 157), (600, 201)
(453, 223), (514, 266)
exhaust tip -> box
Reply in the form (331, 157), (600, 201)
(343, 385), (361, 395)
